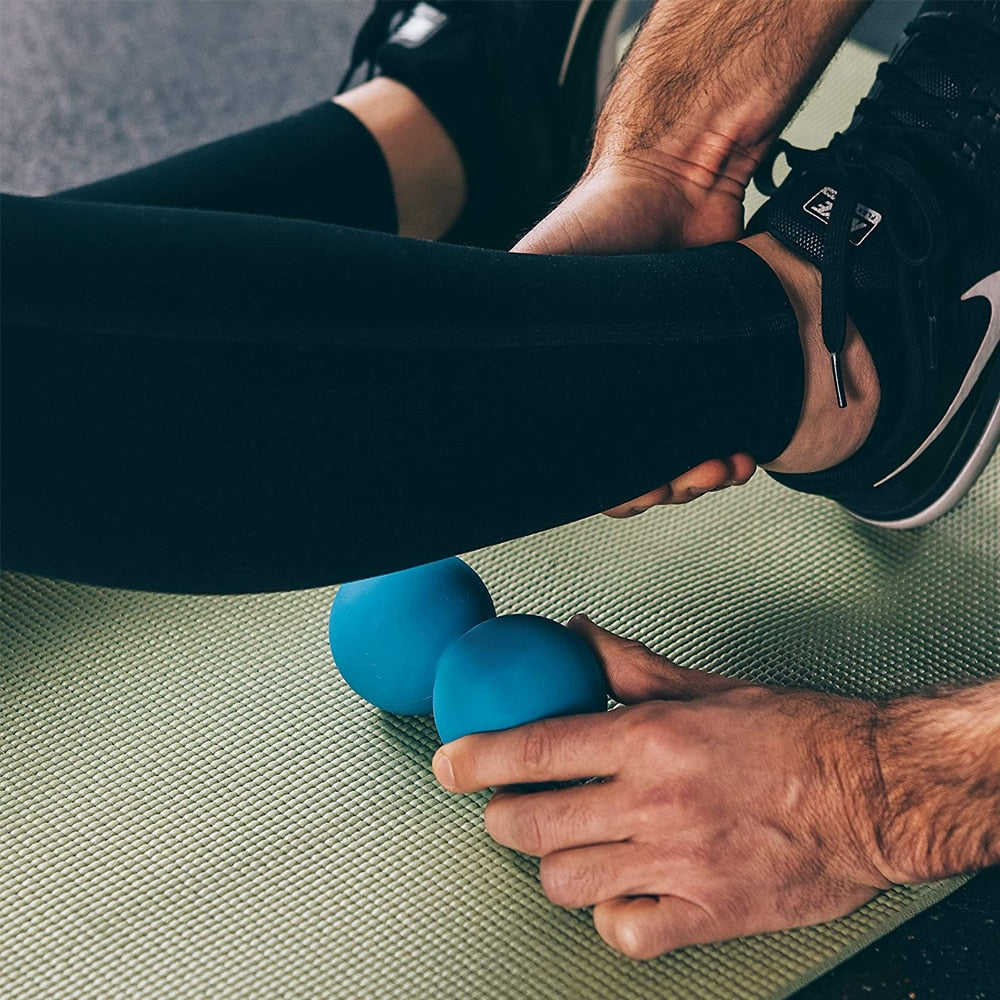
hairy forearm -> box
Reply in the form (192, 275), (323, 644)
(592, 0), (870, 187)
(875, 678), (1000, 882)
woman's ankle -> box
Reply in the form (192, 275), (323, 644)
(742, 233), (881, 474)
(334, 78), (466, 240)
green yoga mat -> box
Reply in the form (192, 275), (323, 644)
(3, 38), (998, 1000)
(3, 447), (997, 1000)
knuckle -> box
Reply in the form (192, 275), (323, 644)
(538, 855), (580, 908)
(631, 801), (661, 834)
(483, 797), (545, 854)
(623, 703), (672, 747)
(624, 701), (659, 729)
(520, 726), (554, 773)
(514, 807), (546, 856)
(672, 835), (714, 869)
(629, 698), (660, 718)
(625, 641), (658, 670)
(631, 780), (691, 833)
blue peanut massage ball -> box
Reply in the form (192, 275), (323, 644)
(433, 614), (608, 745)
(328, 557), (495, 715)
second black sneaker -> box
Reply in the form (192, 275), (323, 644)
(338, 0), (633, 249)
(750, 0), (1000, 529)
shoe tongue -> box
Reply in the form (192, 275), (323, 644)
(387, 2), (449, 48)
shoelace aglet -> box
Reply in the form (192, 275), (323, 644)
(830, 352), (848, 409)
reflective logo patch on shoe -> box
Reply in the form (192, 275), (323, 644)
(874, 270), (1000, 488)
(388, 2), (448, 48)
(803, 187), (882, 246)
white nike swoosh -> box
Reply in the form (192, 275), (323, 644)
(875, 270), (1000, 488)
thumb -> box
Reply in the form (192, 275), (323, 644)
(511, 202), (591, 255)
(592, 896), (723, 959)
(512, 175), (646, 255)
(567, 614), (747, 704)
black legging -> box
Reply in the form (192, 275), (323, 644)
(1, 102), (804, 594)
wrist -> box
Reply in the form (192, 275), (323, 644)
(806, 695), (897, 890)
(873, 683), (1000, 883)
(588, 110), (774, 198)
(587, 0), (870, 199)
(570, 152), (746, 251)
(583, 125), (767, 203)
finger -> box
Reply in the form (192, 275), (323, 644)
(484, 780), (627, 857)
(433, 711), (620, 794)
(604, 453), (759, 518)
(664, 454), (757, 505)
(665, 457), (731, 503)
(592, 896), (720, 959)
(603, 484), (674, 519)
(538, 842), (661, 909)
(567, 615), (747, 703)
(728, 452), (758, 485)
(708, 453), (757, 491)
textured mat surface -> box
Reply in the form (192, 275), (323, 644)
(3, 447), (997, 1000)
(3, 18), (999, 1000)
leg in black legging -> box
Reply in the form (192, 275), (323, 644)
(1, 192), (803, 594)
(57, 101), (398, 233)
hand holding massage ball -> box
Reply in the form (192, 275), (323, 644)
(328, 557), (607, 740)
(432, 613), (607, 744)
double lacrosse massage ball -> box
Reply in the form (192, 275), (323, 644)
(328, 557), (607, 743)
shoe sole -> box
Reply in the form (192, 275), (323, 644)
(848, 348), (1000, 529)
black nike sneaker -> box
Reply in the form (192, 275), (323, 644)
(749, 0), (1000, 528)
(338, 0), (632, 248)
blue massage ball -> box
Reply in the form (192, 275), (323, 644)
(329, 557), (495, 715)
(433, 614), (608, 745)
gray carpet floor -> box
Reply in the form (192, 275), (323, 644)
(1, 0), (368, 194)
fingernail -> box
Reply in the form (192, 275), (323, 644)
(569, 613), (591, 626)
(433, 750), (455, 790)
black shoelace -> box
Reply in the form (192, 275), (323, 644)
(754, 8), (1000, 408)
(338, 1), (417, 94)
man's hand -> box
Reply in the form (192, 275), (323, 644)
(512, 149), (745, 257)
(518, 0), (869, 259)
(433, 617), (894, 957)
(432, 618), (1000, 959)
(600, 453), (758, 518)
